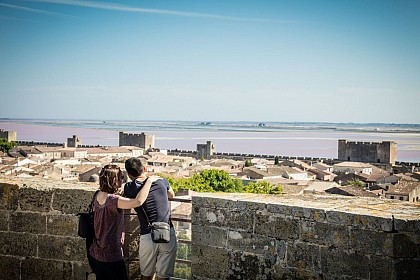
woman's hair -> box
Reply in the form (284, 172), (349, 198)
(99, 164), (123, 194)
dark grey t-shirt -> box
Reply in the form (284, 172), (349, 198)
(124, 178), (172, 235)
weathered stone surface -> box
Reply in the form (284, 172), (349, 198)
(52, 188), (97, 214)
(300, 221), (350, 248)
(124, 232), (140, 261)
(0, 232), (37, 257)
(38, 235), (85, 261)
(21, 258), (73, 280)
(368, 254), (396, 280)
(191, 244), (229, 279)
(228, 251), (276, 280)
(0, 255), (21, 280)
(192, 224), (228, 248)
(46, 213), (78, 236)
(10, 211), (46, 234)
(127, 260), (141, 280)
(194, 206), (254, 232)
(287, 241), (321, 273)
(0, 182), (19, 210)
(320, 247), (370, 279)
(124, 212), (141, 233)
(350, 228), (394, 257)
(0, 210), (9, 231)
(394, 218), (420, 234)
(227, 231), (277, 257)
(326, 210), (393, 232)
(394, 259), (420, 280)
(18, 186), (53, 212)
(254, 212), (300, 240)
(73, 261), (94, 280)
(392, 233), (420, 258)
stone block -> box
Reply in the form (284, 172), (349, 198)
(254, 212), (300, 240)
(326, 210), (393, 232)
(287, 241), (321, 273)
(301, 221), (350, 248)
(46, 213), (78, 236)
(21, 258), (73, 280)
(394, 218), (420, 234)
(265, 203), (294, 219)
(193, 207), (254, 232)
(392, 233), (420, 258)
(124, 212), (140, 233)
(0, 232), (37, 257)
(368, 254), (396, 280)
(0, 255), (21, 280)
(394, 259), (420, 280)
(38, 235), (85, 261)
(191, 244), (229, 279)
(10, 211), (46, 234)
(320, 247), (370, 279)
(290, 206), (327, 222)
(192, 224), (227, 248)
(51, 188), (97, 214)
(0, 210), (9, 231)
(228, 251), (276, 280)
(124, 231), (140, 261)
(127, 260), (141, 280)
(72, 260), (93, 280)
(18, 186), (53, 212)
(0, 183), (19, 210)
(226, 231), (277, 257)
(350, 228), (394, 257)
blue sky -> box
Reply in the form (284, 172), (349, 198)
(1, 0), (419, 123)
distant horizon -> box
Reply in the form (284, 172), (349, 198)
(1, 117), (420, 126)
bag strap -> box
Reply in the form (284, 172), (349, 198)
(141, 206), (153, 227)
(89, 190), (100, 213)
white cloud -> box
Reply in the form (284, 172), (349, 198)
(25, 0), (293, 23)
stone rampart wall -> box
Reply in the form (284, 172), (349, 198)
(191, 193), (420, 280)
(2, 178), (420, 280)
(0, 178), (141, 280)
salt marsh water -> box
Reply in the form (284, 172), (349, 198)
(1, 119), (420, 162)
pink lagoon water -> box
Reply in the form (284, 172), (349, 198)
(1, 120), (420, 162)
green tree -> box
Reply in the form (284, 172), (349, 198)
(0, 139), (17, 153)
(162, 169), (285, 195)
(244, 159), (253, 167)
(245, 180), (283, 194)
(348, 180), (364, 188)
(274, 156), (279, 165)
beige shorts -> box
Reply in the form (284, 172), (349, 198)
(139, 227), (177, 278)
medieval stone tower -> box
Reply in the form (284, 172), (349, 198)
(0, 129), (17, 142)
(119, 132), (155, 149)
(197, 140), (216, 160)
(338, 139), (397, 165)
(67, 135), (82, 148)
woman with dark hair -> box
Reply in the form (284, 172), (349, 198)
(89, 164), (159, 280)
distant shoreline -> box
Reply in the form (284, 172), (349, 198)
(1, 118), (420, 134)
(1, 119), (420, 162)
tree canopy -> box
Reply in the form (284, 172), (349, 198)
(162, 169), (283, 195)
(0, 139), (16, 153)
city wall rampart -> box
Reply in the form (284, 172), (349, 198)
(0, 178), (141, 280)
(192, 193), (420, 280)
(1, 178), (419, 279)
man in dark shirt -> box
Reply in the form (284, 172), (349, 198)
(124, 157), (176, 280)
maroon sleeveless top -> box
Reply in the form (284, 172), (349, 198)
(89, 194), (125, 262)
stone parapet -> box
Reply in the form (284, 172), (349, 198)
(2, 177), (420, 280)
(191, 193), (420, 280)
(0, 178), (140, 280)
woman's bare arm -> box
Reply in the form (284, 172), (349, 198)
(117, 176), (160, 209)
